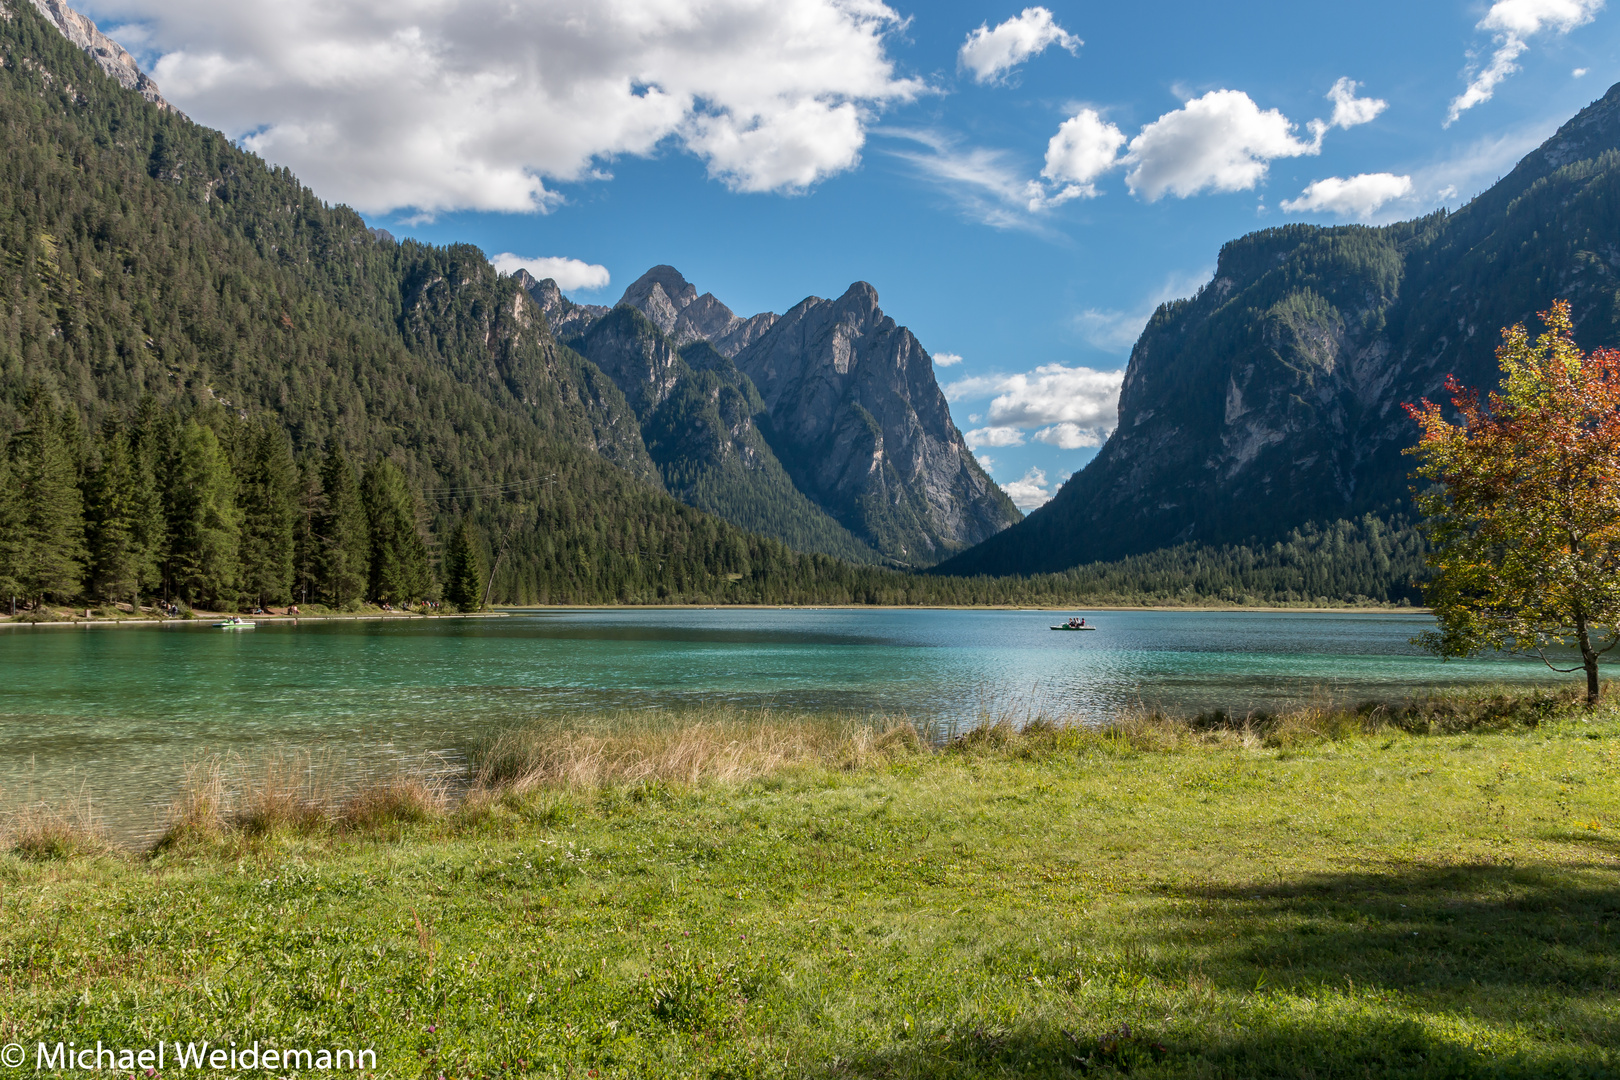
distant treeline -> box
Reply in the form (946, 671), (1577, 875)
(0, 393), (488, 612)
(0, 393), (1426, 613)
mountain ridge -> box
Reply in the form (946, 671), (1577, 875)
(523, 265), (1019, 564)
(938, 80), (1620, 578)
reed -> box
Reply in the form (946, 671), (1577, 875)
(3, 794), (108, 860)
(469, 707), (924, 792)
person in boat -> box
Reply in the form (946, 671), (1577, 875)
(1068, 616), (1081, 628)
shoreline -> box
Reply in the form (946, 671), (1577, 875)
(0, 602), (1425, 627)
(502, 602), (1428, 614)
(0, 611), (511, 629)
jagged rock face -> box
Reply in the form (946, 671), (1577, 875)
(517, 269), (608, 341)
(24, 0), (177, 113)
(734, 282), (1019, 562)
(615, 265), (779, 357)
(939, 80), (1620, 577)
(569, 306), (880, 562)
(514, 261), (1016, 563)
(572, 305), (685, 421)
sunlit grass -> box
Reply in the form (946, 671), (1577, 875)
(2, 686), (1617, 1078)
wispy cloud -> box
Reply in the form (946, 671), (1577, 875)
(1447, 0), (1604, 126)
(880, 128), (1054, 231)
(1072, 268), (1212, 353)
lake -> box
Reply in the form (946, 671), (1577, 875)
(0, 607), (1574, 834)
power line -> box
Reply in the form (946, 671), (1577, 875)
(421, 474), (557, 499)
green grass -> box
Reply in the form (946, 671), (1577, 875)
(1, 692), (1618, 1078)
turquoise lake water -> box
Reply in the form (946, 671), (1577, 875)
(0, 607), (1576, 833)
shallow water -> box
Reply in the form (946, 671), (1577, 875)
(0, 607), (1576, 832)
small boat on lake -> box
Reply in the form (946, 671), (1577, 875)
(1050, 621), (1096, 631)
(213, 617), (256, 630)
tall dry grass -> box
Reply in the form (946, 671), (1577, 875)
(2, 794), (109, 860)
(6, 686), (1592, 859)
(470, 708), (924, 793)
(152, 750), (455, 852)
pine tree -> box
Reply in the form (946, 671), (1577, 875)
(443, 514), (487, 611)
(0, 443), (21, 615)
(236, 424), (297, 608)
(13, 395), (86, 607)
(362, 459), (434, 604)
(291, 457), (324, 607)
(168, 420), (240, 610)
(84, 416), (142, 606)
(315, 445), (369, 607)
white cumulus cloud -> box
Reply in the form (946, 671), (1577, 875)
(963, 426), (1026, 449)
(1033, 423), (1103, 449)
(948, 363), (1123, 447)
(1040, 108), (1126, 200)
(1448, 0), (1604, 126)
(1325, 77), (1388, 129)
(1124, 89), (1324, 201)
(932, 351), (964, 367)
(1280, 173), (1414, 219)
(103, 0), (923, 215)
(958, 7), (1080, 85)
(489, 253), (611, 291)
(1002, 467), (1055, 510)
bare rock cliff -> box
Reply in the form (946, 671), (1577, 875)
(23, 0), (177, 113)
(734, 282), (1019, 561)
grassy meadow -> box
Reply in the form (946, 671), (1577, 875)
(1, 690), (1617, 1079)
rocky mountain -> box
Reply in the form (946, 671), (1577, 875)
(940, 80), (1620, 577)
(518, 270), (609, 341)
(733, 282), (1019, 563)
(530, 266), (1019, 565)
(562, 300), (880, 562)
(18, 0), (176, 113)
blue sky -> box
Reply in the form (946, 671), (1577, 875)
(85, 0), (1620, 507)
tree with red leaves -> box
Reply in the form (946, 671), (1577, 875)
(1406, 301), (1620, 705)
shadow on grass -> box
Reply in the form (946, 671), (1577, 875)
(814, 863), (1620, 1079)
(813, 1018), (1619, 1080)
(1172, 862), (1620, 1003)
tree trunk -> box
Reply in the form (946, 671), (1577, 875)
(1574, 607), (1601, 706)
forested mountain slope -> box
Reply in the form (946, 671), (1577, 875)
(0, 0), (906, 605)
(941, 81), (1620, 577)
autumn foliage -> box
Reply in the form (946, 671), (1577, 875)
(1405, 301), (1620, 703)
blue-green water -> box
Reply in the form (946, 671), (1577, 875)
(0, 608), (1574, 831)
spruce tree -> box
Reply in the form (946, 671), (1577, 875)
(443, 514), (487, 611)
(362, 459), (434, 604)
(14, 395), (86, 608)
(236, 424), (297, 608)
(291, 457), (324, 606)
(168, 420), (241, 610)
(316, 445), (369, 607)
(0, 443), (20, 615)
(84, 417), (142, 607)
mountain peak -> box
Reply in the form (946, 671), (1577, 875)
(620, 265), (700, 333)
(26, 0), (179, 114)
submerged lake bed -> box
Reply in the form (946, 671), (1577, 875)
(0, 607), (1575, 830)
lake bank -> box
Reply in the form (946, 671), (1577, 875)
(4, 688), (1615, 1079)
(0, 608), (1575, 839)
